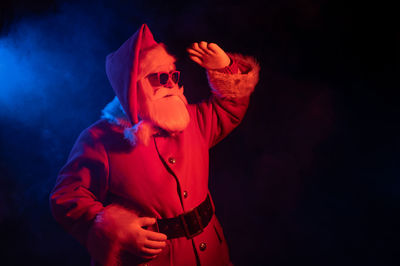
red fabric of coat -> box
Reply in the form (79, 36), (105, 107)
(50, 51), (259, 265)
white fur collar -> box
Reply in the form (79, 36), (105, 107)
(101, 97), (158, 146)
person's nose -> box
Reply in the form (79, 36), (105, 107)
(164, 79), (174, 88)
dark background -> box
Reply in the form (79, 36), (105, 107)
(0, 0), (398, 265)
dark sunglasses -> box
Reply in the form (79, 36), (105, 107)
(147, 71), (180, 86)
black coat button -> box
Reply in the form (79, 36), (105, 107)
(183, 191), (188, 198)
(168, 157), (176, 164)
(199, 242), (207, 251)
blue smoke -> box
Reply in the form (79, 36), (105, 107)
(0, 2), (114, 125)
(0, 36), (47, 121)
(0, 2), (146, 262)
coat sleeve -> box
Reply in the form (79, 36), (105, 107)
(50, 128), (109, 246)
(191, 53), (260, 147)
(50, 126), (145, 266)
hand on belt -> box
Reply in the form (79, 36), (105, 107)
(156, 195), (213, 239)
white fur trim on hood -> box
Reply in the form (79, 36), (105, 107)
(101, 96), (157, 146)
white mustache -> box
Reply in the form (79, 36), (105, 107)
(153, 86), (184, 100)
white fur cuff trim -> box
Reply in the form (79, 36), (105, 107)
(86, 205), (138, 266)
(207, 53), (260, 98)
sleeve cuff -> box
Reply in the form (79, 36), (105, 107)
(86, 204), (139, 265)
(215, 57), (239, 74)
(207, 53), (260, 98)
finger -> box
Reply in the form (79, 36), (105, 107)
(146, 230), (168, 241)
(189, 55), (203, 65)
(199, 41), (211, 54)
(144, 239), (167, 249)
(207, 43), (223, 54)
(187, 48), (203, 58)
(191, 42), (204, 54)
(138, 217), (156, 227)
(142, 255), (157, 260)
(141, 247), (163, 256)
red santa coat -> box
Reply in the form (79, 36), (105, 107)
(50, 52), (259, 266)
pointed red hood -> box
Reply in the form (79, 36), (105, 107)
(105, 24), (158, 125)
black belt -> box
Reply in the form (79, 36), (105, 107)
(156, 195), (213, 239)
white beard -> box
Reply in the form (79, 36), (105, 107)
(123, 94), (190, 146)
(137, 79), (190, 133)
(145, 95), (190, 132)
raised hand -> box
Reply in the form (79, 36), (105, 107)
(187, 41), (231, 70)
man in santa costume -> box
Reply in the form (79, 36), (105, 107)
(50, 24), (259, 265)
